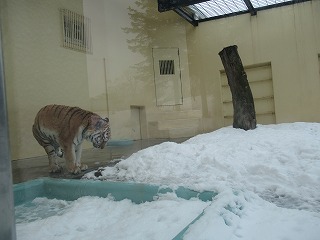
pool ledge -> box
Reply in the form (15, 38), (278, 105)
(14, 178), (217, 239)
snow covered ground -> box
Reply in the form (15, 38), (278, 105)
(16, 123), (320, 239)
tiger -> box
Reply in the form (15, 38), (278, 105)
(32, 104), (111, 174)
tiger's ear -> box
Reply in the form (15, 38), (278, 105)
(90, 115), (106, 130)
(104, 117), (109, 123)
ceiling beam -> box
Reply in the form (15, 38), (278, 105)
(243, 0), (257, 16)
(158, 0), (207, 12)
(174, 8), (198, 26)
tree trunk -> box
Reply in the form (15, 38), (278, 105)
(219, 45), (256, 130)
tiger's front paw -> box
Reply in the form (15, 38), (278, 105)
(80, 164), (88, 171)
(68, 164), (88, 174)
(68, 166), (81, 175)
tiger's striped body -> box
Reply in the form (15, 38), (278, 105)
(32, 104), (110, 174)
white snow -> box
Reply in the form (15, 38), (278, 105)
(16, 194), (209, 240)
(16, 123), (320, 240)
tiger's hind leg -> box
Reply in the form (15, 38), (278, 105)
(45, 145), (63, 173)
(32, 125), (62, 173)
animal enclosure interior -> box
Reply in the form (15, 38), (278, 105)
(0, 0), (319, 240)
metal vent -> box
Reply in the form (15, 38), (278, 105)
(60, 9), (92, 53)
(159, 60), (175, 75)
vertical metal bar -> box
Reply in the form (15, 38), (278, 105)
(80, 15), (84, 52)
(76, 13), (80, 51)
(61, 9), (66, 48)
(75, 12), (78, 50)
(65, 9), (69, 48)
(0, 15), (17, 240)
(69, 10), (73, 49)
(159, 60), (163, 75)
(84, 17), (87, 52)
(77, 13), (80, 51)
(68, 10), (73, 48)
(68, 10), (71, 49)
(72, 11), (75, 50)
(65, 10), (68, 48)
(64, 10), (68, 48)
(77, 14), (80, 51)
(86, 17), (89, 52)
(164, 60), (168, 74)
(69, 10), (72, 49)
(103, 58), (110, 117)
(81, 15), (85, 52)
(88, 17), (92, 53)
(87, 16), (90, 52)
(83, 16), (86, 52)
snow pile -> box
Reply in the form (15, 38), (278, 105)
(84, 122), (320, 212)
(184, 189), (320, 240)
(16, 194), (209, 240)
(16, 123), (320, 240)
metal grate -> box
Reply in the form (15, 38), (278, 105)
(60, 9), (92, 53)
(159, 60), (175, 75)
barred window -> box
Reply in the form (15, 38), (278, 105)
(60, 9), (92, 53)
(159, 60), (175, 75)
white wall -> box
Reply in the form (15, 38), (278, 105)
(186, 0), (320, 131)
(1, 0), (90, 159)
(83, 0), (195, 140)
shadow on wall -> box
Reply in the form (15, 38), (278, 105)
(122, 0), (156, 81)
(122, 0), (185, 106)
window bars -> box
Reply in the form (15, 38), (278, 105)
(60, 9), (92, 53)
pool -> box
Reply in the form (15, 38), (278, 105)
(14, 178), (217, 240)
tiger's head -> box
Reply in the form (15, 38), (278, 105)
(88, 115), (111, 149)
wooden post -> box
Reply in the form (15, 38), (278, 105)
(219, 45), (256, 130)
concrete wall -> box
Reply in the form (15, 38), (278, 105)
(83, 0), (197, 140)
(186, 0), (320, 131)
(1, 0), (90, 159)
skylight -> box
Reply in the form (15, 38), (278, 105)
(158, 0), (311, 26)
(251, 0), (294, 9)
(191, 0), (248, 19)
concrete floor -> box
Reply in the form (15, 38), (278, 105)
(12, 138), (188, 184)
